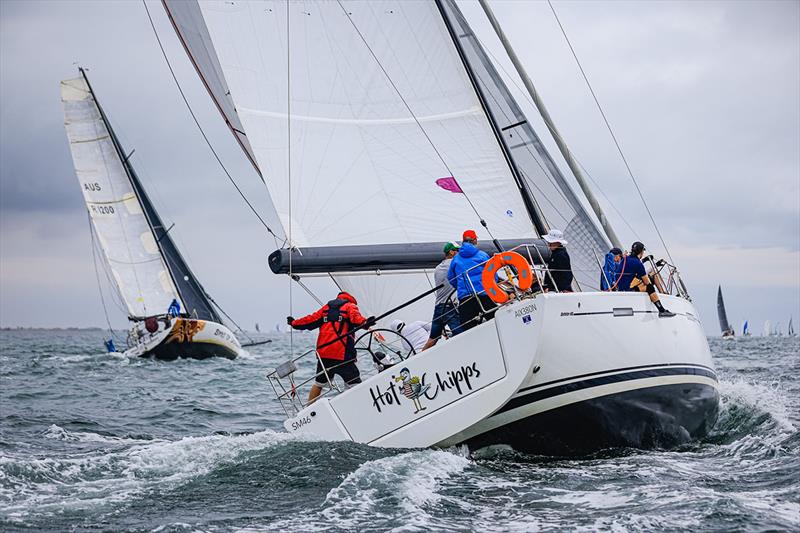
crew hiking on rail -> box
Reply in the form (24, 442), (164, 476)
(287, 291), (375, 403)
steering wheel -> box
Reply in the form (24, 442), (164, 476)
(353, 327), (417, 364)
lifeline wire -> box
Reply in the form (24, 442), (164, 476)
(335, 0), (498, 243)
(141, 0), (281, 249)
(547, 0), (674, 263)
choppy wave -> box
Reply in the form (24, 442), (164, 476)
(1, 332), (798, 531)
(1, 426), (297, 524)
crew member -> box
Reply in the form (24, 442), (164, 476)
(618, 242), (675, 318)
(167, 298), (181, 317)
(541, 230), (573, 292)
(287, 291), (375, 403)
(389, 319), (431, 354)
(448, 229), (496, 330)
(601, 247), (624, 291)
(422, 241), (462, 350)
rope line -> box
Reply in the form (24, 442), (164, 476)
(142, 0), (281, 248)
(547, 0), (673, 262)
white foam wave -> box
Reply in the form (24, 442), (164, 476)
(323, 448), (470, 525)
(717, 376), (796, 431)
(0, 427), (297, 522)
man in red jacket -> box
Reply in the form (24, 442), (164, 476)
(287, 291), (375, 403)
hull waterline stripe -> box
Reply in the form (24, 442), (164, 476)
(496, 366), (717, 417)
(517, 362), (717, 395)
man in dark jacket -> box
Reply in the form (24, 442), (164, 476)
(448, 229), (496, 330)
(541, 230), (574, 292)
(618, 242), (675, 318)
(287, 291), (375, 403)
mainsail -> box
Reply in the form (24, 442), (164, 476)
(62, 72), (221, 322)
(163, 0), (609, 313)
(716, 285), (733, 336)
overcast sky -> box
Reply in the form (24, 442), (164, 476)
(1, 0), (798, 336)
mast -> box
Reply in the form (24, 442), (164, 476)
(78, 68), (221, 323)
(477, 0), (622, 250)
(434, 0), (548, 237)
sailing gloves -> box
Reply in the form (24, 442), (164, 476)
(286, 316), (294, 326)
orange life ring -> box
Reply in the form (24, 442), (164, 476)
(481, 251), (534, 304)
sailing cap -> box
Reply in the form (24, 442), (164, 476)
(443, 241), (460, 254)
(542, 229), (568, 245)
(462, 229), (478, 241)
(610, 247), (623, 256)
(389, 319), (405, 332)
(631, 241), (646, 255)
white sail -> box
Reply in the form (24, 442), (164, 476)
(61, 76), (181, 318)
(167, 0), (546, 315)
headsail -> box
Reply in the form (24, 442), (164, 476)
(716, 285), (733, 336)
(62, 73), (220, 322)
(164, 0), (613, 313)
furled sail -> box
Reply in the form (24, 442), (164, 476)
(716, 285), (733, 336)
(61, 73), (221, 322)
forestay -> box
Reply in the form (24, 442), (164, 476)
(61, 76), (181, 319)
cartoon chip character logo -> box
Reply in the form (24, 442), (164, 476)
(394, 367), (430, 414)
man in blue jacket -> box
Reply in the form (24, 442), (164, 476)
(448, 229), (496, 331)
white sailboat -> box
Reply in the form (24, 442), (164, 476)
(61, 70), (243, 360)
(162, 0), (719, 453)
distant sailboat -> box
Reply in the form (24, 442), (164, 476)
(789, 317), (795, 337)
(763, 320), (772, 337)
(255, 323), (261, 333)
(717, 286), (734, 338)
(61, 69), (243, 360)
(742, 320), (750, 336)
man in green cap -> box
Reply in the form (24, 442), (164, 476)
(422, 241), (462, 351)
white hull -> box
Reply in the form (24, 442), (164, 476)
(122, 318), (243, 360)
(284, 293), (719, 452)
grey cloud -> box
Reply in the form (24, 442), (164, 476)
(0, 0), (798, 333)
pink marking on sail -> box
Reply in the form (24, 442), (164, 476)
(435, 176), (463, 194)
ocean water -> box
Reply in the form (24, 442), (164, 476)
(1, 330), (798, 532)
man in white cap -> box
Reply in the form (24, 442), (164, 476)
(541, 229), (573, 292)
(389, 319), (430, 354)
